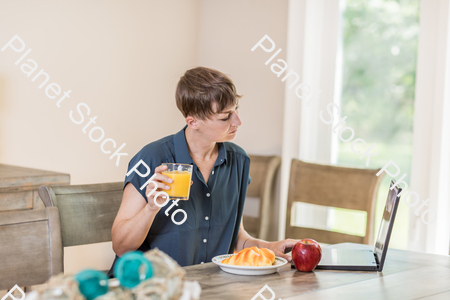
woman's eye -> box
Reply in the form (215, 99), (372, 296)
(221, 116), (230, 121)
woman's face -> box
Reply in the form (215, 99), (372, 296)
(196, 102), (242, 143)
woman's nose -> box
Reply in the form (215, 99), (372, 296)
(233, 111), (242, 127)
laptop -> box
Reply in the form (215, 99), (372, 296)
(292, 180), (401, 272)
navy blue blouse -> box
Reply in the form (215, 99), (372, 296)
(108, 125), (251, 277)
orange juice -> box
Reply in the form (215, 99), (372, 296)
(162, 170), (192, 200)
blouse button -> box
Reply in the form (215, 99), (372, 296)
(201, 262), (204, 264)
(206, 193), (210, 197)
(212, 170), (215, 175)
(205, 216), (209, 221)
(203, 239), (207, 243)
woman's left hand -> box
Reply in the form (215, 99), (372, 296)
(263, 239), (298, 262)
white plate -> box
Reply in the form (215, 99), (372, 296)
(212, 254), (288, 275)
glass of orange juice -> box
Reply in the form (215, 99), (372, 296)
(162, 163), (193, 200)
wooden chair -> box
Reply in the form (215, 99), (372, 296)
(285, 159), (385, 245)
(38, 182), (123, 262)
(0, 207), (63, 290)
(243, 155), (281, 240)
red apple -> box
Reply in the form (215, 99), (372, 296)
(292, 239), (322, 272)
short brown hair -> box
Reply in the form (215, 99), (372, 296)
(175, 67), (242, 120)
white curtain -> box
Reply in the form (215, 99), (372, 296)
(279, 0), (341, 239)
(408, 0), (450, 255)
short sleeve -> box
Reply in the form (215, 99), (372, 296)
(123, 153), (157, 203)
(124, 142), (176, 203)
(248, 174), (252, 186)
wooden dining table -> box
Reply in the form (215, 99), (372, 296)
(184, 243), (450, 299)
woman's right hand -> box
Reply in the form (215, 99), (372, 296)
(145, 164), (173, 211)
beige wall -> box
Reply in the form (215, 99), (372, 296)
(0, 0), (288, 274)
(0, 0), (200, 274)
(197, 0), (288, 156)
(197, 0), (289, 240)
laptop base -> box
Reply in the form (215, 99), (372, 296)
(315, 248), (379, 271)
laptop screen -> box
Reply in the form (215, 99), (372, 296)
(374, 180), (401, 270)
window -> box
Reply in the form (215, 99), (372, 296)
(334, 0), (420, 249)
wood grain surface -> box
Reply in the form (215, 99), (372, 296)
(0, 164), (70, 189)
(184, 243), (450, 299)
(0, 164), (70, 211)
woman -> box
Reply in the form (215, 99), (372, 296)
(108, 66), (297, 277)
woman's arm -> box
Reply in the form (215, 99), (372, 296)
(111, 164), (173, 256)
(111, 183), (158, 256)
(235, 216), (258, 252)
(236, 216), (297, 262)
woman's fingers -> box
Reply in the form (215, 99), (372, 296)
(277, 252), (292, 262)
(152, 192), (169, 205)
(157, 173), (173, 184)
(147, 187), (170, 206)
(154, 164), (168, 173)
(152, 165), (172, 183)
(272, 247), (292, 262)
(145, 181), (169, 195)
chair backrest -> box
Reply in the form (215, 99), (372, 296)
(0, 207), (63, 289)
(38, 182), (123, 248)
(243, 155), (281, 240)
(285, 159), (384, 245)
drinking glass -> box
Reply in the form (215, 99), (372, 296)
(161, 163), (193, 200)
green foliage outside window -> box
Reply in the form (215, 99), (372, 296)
(332, 0), (420, 249)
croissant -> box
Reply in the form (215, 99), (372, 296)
(221, 247), (276, 266)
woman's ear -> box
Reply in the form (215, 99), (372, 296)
(186, 116), (198, 129)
